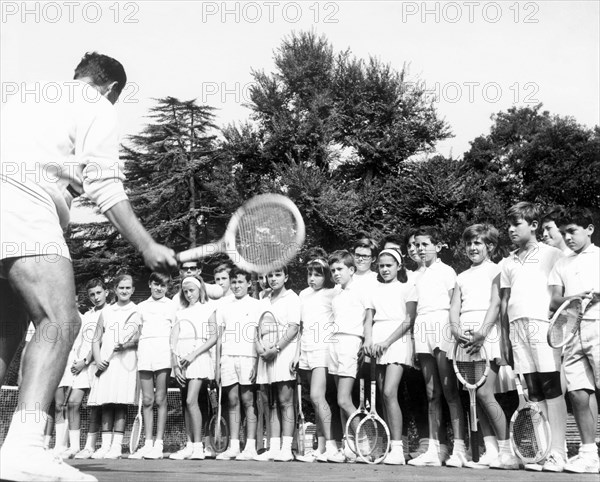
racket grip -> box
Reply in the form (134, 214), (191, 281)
(177, 243), (223, 263)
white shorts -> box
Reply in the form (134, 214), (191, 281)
(328, 334), (362, 378)
(0, 177), (70, 271)
(299, 348), (330, 371)
(372, 320), (413, 366)
(137, 337), (171, 372)
(509, 318), (561, 374)
(221, 355), (257, 387)
(446, 311), (502, 361)
(414, 311), (452, 355)
(256, 341), (296, 384)
(563, 318), (600, 391)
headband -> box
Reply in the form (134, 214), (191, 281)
(182, 276), (202, 289)
(378, 249), (403, 265)
(307, 258), (328, 268)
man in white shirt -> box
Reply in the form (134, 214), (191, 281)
(0, 52), (177, 482)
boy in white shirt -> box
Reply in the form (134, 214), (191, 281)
(548, 207), (599, 474)
(215, 268), (260, 461)
(499, 202), (566, 472)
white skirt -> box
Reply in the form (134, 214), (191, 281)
(87, 351), (138, 405)
(447, 311), (502, 361)
(372, 320), (413, 366)
(184, 351), (214, 380)
(256, 341), (296, 384)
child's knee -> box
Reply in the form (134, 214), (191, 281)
(142, 393), (155, 408)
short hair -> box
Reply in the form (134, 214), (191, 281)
(556, 206), (596, 229)
(380, 234), (404, 250)
(541, 205), (566, 225)
(306, 257), (336, 289)
(267, 265), (291, 289)
(180, 275), (208, 307)
(462, 224), (499, 249)
(412, 226), (443, 245)
(352, 236), (379, 258)
(149, 272), (170, 286)
(113, 273), (133, 288)
(230, 267), (251, 282)
(507, 201), (540, 227)
(214, 263), (232, 276)
(74, 52), (127, 96)
(85, 277), (106, 291)
(328, 250), (355, 269)
(304, 246), (328, 261)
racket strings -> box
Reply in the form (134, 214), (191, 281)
(209, 417), (229, 452)
(549, 306), (580, 346)
(236, 203), (300, 266)
(513, 408), (548, 459)
(456, 359), (487, 385)
(356, 418), (389, 460)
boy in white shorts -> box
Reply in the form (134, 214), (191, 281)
(326, 250), (368, 463)
(500, 202), (566, 472)
(548, 207), (600, 474)
(215, 268), (260, 461)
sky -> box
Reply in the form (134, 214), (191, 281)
(1, 1), (599, 220)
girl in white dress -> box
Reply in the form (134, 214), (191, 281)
(254, 266), (301, 462)
(88, 274), (141, 459)
(171, 276), (218, 460)
(364, 248), (417, 465)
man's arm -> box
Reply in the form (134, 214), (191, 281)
(104, 200), (177, 272)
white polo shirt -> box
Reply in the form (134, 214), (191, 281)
(138, 296), (176, 340)
(415, 260), (457, 315)
(300, 287), (336, 351)
(548, 244), (600, 320)
(218, 295), (261, 357)
(331, 279), (368, 337)
(501, 242), (563, 322)
(457, 260), (501, 314)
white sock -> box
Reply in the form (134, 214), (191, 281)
(193, 442), (203, 452)
(498, 439), (512, 456)
(154, 439), (163, 447)
(230, 439), (240, 452)
(143, 439), (153, 448)
(269, 437), (281, 452)
(325, 440), (337, 453)
(318, 436), (326, 453)
(85, 432), (98, 451)
(391, 440), (403, 452)
(427, 438), (440, 454)
(54, 421), (68, 449)
(281, 436), (293, 451)
(111, 432), (123, 450)
(453, 439), (466, 454)
(244, 439), (256, 452)
(3, 410), (45, 451)
(545, 396), (567, 458)
(43, 434), (51, 449)
(483, 435), (499, 456)
(186, 440), (193, 449)
(580, 443), (596, 454)
(101, 432), (112, 449)
(69, 429), (81, 452)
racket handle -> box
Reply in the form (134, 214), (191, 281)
(177, 243), (223, 263)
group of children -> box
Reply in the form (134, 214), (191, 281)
(49, 202), (598, 474)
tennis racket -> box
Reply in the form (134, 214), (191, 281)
(295, 373), (306, 457)
(208, 355), (229, 453)
(95, 312), (139, 377)
(130, 391), (143, 454)
(452, 341), (490, 463)
(547, 295), (593, 348)
(344, 367), (368, 455)
(176, 194), (305, 272)
(355, 358), (391, 464)
(170, 317), (199, 382)
(509, 369), (551, 464)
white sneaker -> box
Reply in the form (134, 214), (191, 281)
(74, 448), (94, 460)
(445, 452), (468, 468)
(169, 445), (193, 460)
(327, 447), (356, 463)
(475, 451), (498, 466)
(407, 450), (442, 467)
(316, 448), (337, 462)
(489, 452), (521, 470)
(0, 447), (98, 482)
(274, 449), (294, 462)
(542, 451), (566, 472)
(189, 447), (206, 460)
(384, 448), (405, 465)
(129, 445), (152, 460)
(203, 445), (216, 459)
(524, 462), (543, 471)
(564, 453), (600, 474)
(143, 444), (164, 460)
(235, 449), (258, 461)
(410, 438), (429, 459)
(91, 446), (110, 459)
(295, 449), (319, 462)
(253, 449), (278, 461)
(216, 448), (241, 460)
(104, 446), (122, 460)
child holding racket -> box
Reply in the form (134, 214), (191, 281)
(450, 225), (520, 470)
(548, 207), (599, 474)
(326, 250), (369, 463)
(363, 248), (416, 465)
(88, 273), (141, 459)
(215, 268), (261, 461)
(170, 275), (218, 460)
(498, 202), (566, 472)
(408, 227), (461, 468)
(293, 257), (337, 463)
(253, 266), (301, 462)
(129, 272), (176, 460)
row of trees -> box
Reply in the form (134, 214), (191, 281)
(69, 31), (600, 291)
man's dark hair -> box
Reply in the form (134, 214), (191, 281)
(74, 52), (127, 95)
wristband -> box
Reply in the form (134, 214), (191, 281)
(275, 344), (281, 353)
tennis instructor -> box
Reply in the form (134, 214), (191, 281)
(0, 52), (177, 481)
